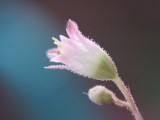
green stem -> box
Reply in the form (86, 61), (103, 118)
(114, 77), (144, 120)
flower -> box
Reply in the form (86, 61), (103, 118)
(45, 19), (117, 80)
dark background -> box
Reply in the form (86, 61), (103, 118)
(0, 0), (160, 120)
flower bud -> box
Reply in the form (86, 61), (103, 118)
(88, 85), (113, 105)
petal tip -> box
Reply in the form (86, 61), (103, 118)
(59, 35), (64, 39)
(67, 19), (78, 30)
(68, 19), (72, 22)
(50, 59), (54, 62)
(44, 66), (48, 69)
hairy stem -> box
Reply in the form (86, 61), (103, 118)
(114, 77), (144, 120)
(112, 93), (130, 108)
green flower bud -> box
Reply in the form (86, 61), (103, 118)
(88, 85), (113, 105)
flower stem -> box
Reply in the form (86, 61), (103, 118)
(114, 77), (144, 120)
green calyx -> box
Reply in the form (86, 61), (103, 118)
(92, 54), (117, 80)
(98, 91), (113, 105)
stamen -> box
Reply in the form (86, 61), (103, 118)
(52, 37), (61, 45)
(51, 37), (62, 55)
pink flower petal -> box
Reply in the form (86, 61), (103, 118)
(59, 35), (70, 42)
(44, 65), (70, 70)
(47, 48), (59, 59)
(66, 19), (83, 42)
(50, 56), (70, 65)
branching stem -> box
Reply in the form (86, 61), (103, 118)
(113, 77), (144, 120)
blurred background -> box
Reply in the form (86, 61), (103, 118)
(0, 0), (160, 120)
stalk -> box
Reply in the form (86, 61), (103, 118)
(114, 77), (144, 120)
